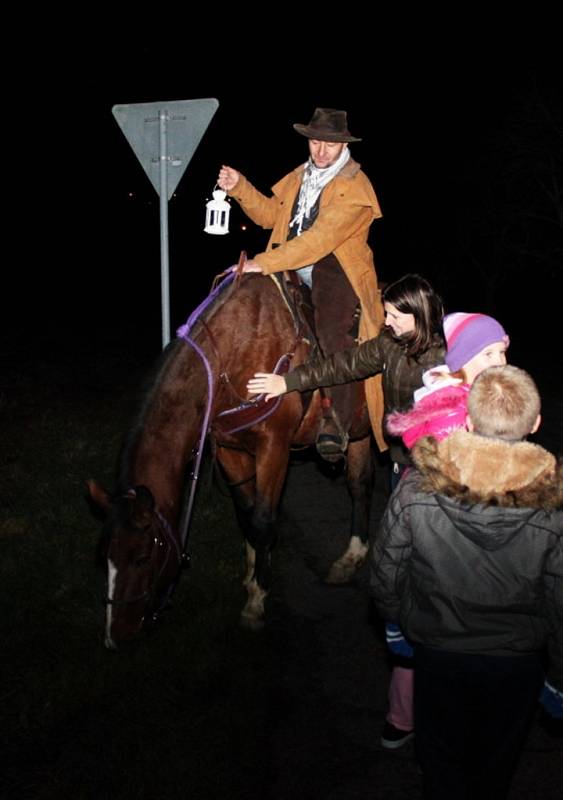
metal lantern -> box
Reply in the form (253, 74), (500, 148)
(204, 187), (230, 235)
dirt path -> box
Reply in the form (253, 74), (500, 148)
(3, 338), (560, 799)
(248, 449), (562, 800)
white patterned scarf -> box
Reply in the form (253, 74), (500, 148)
(290, 145), (350, 236)
(290, 145), (350, 287)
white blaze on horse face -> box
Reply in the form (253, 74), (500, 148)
(105, 558), (118, 649)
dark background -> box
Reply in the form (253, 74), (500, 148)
(3, 26), (562, 799)
(14, 25), (562, 366)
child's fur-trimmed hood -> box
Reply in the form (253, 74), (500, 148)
(413, 429), (562, 510)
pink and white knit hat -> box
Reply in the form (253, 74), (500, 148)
(443, 313), (509, 372)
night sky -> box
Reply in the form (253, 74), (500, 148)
(17, 29), (562, 360)
(3, 29), (561, 798)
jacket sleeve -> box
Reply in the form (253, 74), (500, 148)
(284, 336), (385, 393)
(229, 173), (279, 230)
(255, 198), (374, 274)
(544, 523), (563, 692)
(369, 476), (415, 622)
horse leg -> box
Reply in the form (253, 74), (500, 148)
(235, 435), (290, 628)
(217, 441), (289, 629)
(216, 446), (257, 575)
(326, 435), (374, 584)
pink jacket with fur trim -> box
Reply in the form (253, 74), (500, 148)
(386, 384), (470, 449)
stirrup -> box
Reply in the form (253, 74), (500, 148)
(316, 432), (348, 463)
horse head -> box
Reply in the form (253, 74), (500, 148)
(87, 480), (182, 650)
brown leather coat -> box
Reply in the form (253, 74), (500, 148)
(284, 330), (445, 462)
(229, 158), (386, 446)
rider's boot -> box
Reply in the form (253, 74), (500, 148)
(316, 394), (349, 462)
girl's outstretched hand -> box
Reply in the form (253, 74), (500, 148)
(247, 373), (287, 401)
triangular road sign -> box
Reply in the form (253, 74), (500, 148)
(112, 98), (219, 199)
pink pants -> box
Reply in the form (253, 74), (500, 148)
(386, 665), (414, 731)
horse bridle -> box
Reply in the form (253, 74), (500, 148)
(106, 509), (182, 613)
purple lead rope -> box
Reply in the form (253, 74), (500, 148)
(176, 273), (235, 551)
(175, 271), (294, 553)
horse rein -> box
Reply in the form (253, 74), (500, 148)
(106, 509), (181, 613)
(175, 266), (249, 555)
(175, 263), (304, 557)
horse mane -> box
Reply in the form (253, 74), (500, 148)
(117, 273), (254, 491)
(117, 339), (184, 491)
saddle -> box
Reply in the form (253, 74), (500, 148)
(211, 269), (319, 437)
(211, 352), (293, 436)
(211, 256), (355, 455)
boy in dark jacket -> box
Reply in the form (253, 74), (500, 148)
(370, 365), (562, 799)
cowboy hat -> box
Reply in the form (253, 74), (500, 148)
(293, 107), (361, 143)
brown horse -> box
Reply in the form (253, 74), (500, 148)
(88, 271), (375, 648)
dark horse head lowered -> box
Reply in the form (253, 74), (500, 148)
(89, 272), (376, 648)
(88, 483), (183, 648)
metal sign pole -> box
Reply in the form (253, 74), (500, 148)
(159, 110), (171, 348)
(112, 98), (219, 349)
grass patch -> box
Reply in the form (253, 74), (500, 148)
(1, 342), (268, 799)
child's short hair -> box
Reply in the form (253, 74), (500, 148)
(467, 365), (540, 440)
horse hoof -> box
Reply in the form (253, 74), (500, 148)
(326, 538), (368, 584)
(239, 611), (265, 631)
(325, 561), (357, 584)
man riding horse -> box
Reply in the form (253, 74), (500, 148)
(217, 107), (386, 458)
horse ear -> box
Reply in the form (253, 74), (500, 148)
(133, 485), (155, 511)
(129, 485), (156, 528)
(87, 479), (112, 511)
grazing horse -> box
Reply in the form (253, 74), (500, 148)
(88, 271), (376, 648)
